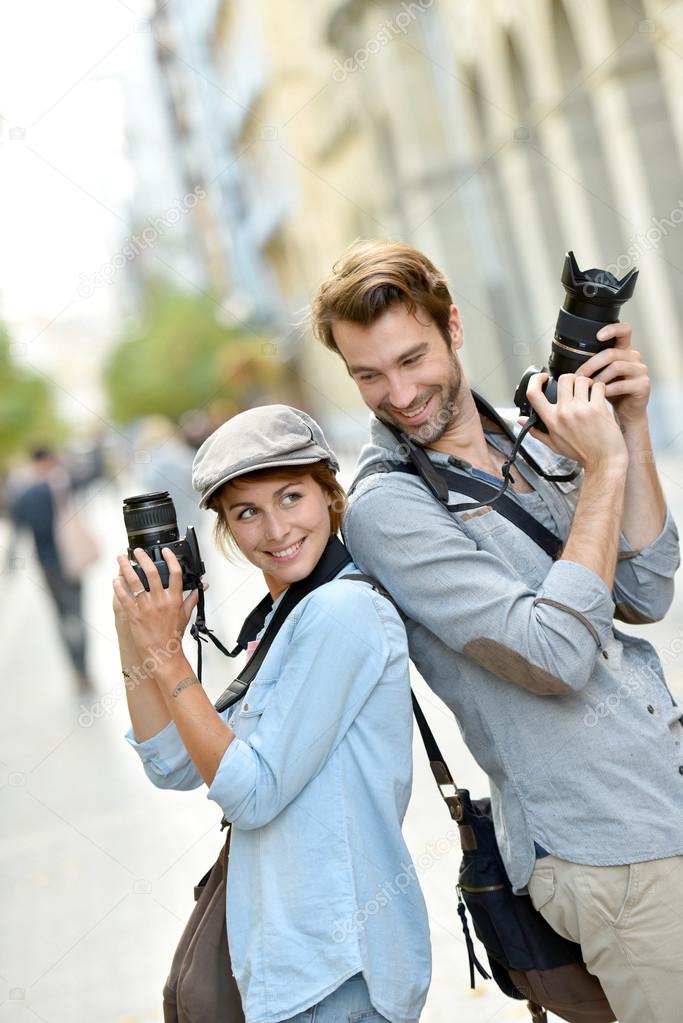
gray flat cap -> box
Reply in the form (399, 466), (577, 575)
(192, 404), (340, 509)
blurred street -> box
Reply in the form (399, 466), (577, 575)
(1, 456), (683, 1023)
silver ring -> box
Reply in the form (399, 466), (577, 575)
(132, 588), (146, 598)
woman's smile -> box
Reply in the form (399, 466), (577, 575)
(264, 537), (306, 561)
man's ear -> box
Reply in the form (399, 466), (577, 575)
(448, 304), (464, 351)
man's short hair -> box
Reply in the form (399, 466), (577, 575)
(309, 239), (454, 355)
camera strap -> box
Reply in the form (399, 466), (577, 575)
(470, 391), (579, 484)
(190, 583), (253, 683)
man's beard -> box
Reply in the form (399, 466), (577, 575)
(379, 355), (462, 447)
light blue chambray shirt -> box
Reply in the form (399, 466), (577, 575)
(125, 562), (431, 1023)
(343, 413), (683, 892)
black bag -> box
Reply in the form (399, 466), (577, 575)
(456, 793), (615, 1022)
(409, 673), (615, 1023)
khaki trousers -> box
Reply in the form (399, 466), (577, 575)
(527, 853), (683, 1023)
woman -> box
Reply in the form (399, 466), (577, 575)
(114, 404), (431, 1023)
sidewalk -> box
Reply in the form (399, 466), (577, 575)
(2, 460), (682, 1023)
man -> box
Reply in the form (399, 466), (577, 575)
(310, 240), (683, 1023)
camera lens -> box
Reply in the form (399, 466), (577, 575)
(123, 492), (179, 549)
(550, 252), (638, 377)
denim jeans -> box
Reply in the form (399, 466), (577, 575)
(281, 973), (390, 1023)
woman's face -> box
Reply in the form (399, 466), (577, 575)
(219, 473), (333, 598)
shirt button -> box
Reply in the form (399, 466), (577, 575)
(647, 704), (655, 714)
(602, 650), (609, 659)
(243, 703), (249, 712)
(679, 766), (683, 776)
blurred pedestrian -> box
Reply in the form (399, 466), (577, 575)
(9, 448), (97, 691)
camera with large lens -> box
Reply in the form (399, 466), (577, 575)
(122, 491), (205, 591)
(514, 251), (638, 431)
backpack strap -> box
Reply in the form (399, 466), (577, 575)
(351, 461), (563, 561)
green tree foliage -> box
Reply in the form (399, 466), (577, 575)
(0, 325), (63, 467)
(104, 282), (286, 423)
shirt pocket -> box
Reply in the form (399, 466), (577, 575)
(457, 504), (503, 537)
(235, 678), (277, 740)
(458, 507), (546, 587)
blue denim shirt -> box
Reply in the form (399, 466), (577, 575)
(125, 562), (431, 1023)
(343, 413), (683, 892)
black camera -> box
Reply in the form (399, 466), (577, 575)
(122, 491), (205, 591)
(514, 251), (638, 431)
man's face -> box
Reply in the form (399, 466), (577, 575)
(333, 303), (465, 446)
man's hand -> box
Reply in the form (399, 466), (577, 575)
(522, 372), (628, 473)
(575, 322), (650, 428)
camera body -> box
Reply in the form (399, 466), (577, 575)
(514, 251), (638, 431)
(122, 491), (205, 591)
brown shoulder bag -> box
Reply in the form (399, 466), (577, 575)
(162, 824), (244, 1023)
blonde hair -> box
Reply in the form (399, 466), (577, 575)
(207, 463), (347, 562)
(310, 239), (454, 355)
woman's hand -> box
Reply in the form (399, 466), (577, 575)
(113, 548), (202, 672)
(113, 561), (141, 653)
(113, 561), (135, 623)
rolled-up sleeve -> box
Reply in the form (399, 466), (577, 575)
(613, 507), (680, 624)
(343, 477), (615, 696)
(125, 719), (205, 791)
(206, 586), (390, 829)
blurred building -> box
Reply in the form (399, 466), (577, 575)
(133, 0), (683, 446)
(120, 16), (208, 306)
(144, 0), (283, 324)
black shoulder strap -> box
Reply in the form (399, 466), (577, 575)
(352, 460), (562, 561)
(411, 688), (464, 823)
(214, 536), (352, 712)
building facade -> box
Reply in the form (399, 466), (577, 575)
(148, 0), (683, 446)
